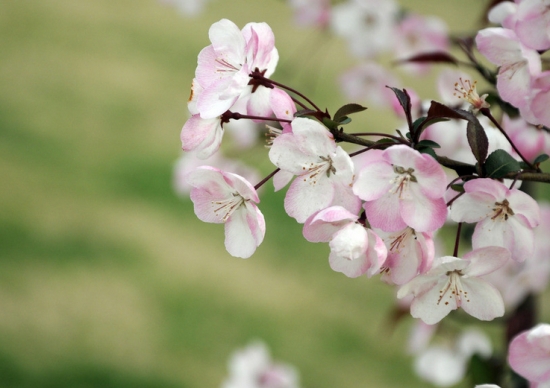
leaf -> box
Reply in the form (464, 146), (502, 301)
(417, 146), (437, 159)
(337, 116), (352, 125)
(394, 51), (459, 66)
(416, 139), (441, 149)
(321, 117), (338, 131)
(333, 103), (367, 122)
(450, 184), (464, 193)
(375, 138), (399, 144)
(483, 149), (521, 178)
(534, 153), (549, 164)
(466, 119), (489, 166)
(387, 86), (412, 128)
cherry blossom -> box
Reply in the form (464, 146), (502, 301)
(287, 0), (331, 28)
(269, 117), (360, 223)
(393, 13), (449, 74)
(173, 152), (261, 196)
(502, 111), (550, 162)
(353, 145), (448, 233)
(483, 203), (550, 308)
(194, 19), (279, 119)
(376, 226), (434, 285)
(339, 62), (400, 109)
(330, 0), (397, 59)
(328, 222), (387, 278)
(187, 166), (265, 258)
(222, 341), (300, 388)
(508, 323), (550, 386)
(515, 0), (550, 51)
(450, 178), (541, 262)
(397, 247), (510, 324)
(414, 329), (492, 387)
(475, 27), (541, 110)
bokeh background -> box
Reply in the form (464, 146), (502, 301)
(1, 0), (549, 387)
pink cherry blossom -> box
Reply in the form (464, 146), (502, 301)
(330, 0), (397, 59)
(328, 222), (387, 278)
(187, 166), (265, 258)
(450, 178), (541, 262)
(222, 341), (300, 388)
(302, 206), (358, 243)
(173, 152), (261, 196)
(353, 145), (448, 233)
(529, 71), (550, 128)
(502, 112), (550, 162)
(376, 226), (434, 285)
(339, 62), (401, 109)
(515, 0), (550, 51)
(483, 203), (550, 310)
(393, 14), (449, 74)
(269, 117), (360, 223)
(475, 27), (541, 110)
(194, 19), (279, 119)
(397, 247), (510, 324)
(508, 323), (550, 386)
(288, 0), (331, 28)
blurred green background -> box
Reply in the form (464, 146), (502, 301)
(1, 0), (549, 387)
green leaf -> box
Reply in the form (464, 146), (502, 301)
(534, 153), (549, 164)
(375, 138), (399, 144)
(483, 149), (521, 178)
(333, 103), (367, 122)
(338, 116), (352, 125)
(417, 146), (437, 159)
(416, 139), (441, 149)
(321, 117), (338, 130)
(450, 184), (464, 193)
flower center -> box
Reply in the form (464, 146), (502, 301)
(491, 199), (515, 221)
(453, 77), (490, 112)
(215, 57), (242, 74)
(389, 165), (417, 199)
(438, 270), (469, 307)
(389, 227), (415, 253)
(212, 193), (246, 222)
(301, 155), (336, 185)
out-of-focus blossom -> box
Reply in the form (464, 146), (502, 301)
(450, 178), (540, 262)
(527, 71), (550, 128)
(393, 14), (449, 74)
(515, 0), (550, 51)
(330, 0), (398, 59)
(339, 62), (400, 108)
(187, 166), (265, 258)
(222, 341), (300, 388)
(160, 0), (211, 16)
(414, 329), (492, 387)
(508, 323), (550, 386)
(502, 112), (550, 162)
(397, 247), (509, 324)
(288, 0), (331, 28)
(476, 27), (541, 110)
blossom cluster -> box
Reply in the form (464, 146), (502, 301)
(171, 1), (550, 387)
